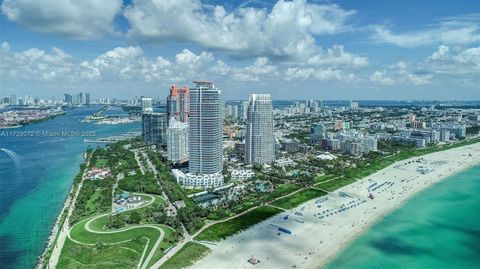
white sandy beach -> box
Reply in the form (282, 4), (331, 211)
(192, 143), (480, 269)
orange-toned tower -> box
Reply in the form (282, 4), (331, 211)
(167, 85), (189, 125)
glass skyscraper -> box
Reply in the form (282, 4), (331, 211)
(245, 94), (275, 164)
(188, 80), (223, 174)
(167, 117), (189, 163)
(142, 112), (167, 146)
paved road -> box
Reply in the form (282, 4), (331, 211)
(140, 150), (179, 216)
(132, 149), (147, 175)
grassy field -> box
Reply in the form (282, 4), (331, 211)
(70, 218), (162, 244)
(159, 242), (211, 269)
(265, 183), (303, 200)
(272, 188), (328, 209)
(207, 184), (302, 220)
(230, 193), (262, 214)
(60, 193), (172, 268)
(84, 193), (159, 231)
(61, 221), (177, 269)
(67, 217), (172, 268)
(58, 237), (146, 269)
(318, 177), (357, 192)
(84, 190), (102, 213)
(314, 174), (336, 183)
(195, 206), (282, 242)
(56, 238), (147, 269)
(88, 214), (109, 231)
(95, 158), (108, 168)
(147, 226), (176, 268)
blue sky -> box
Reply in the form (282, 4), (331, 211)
(0, 0), (479, 100)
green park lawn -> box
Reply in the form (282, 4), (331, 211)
(84, 190), (102, 214)
(57, 237), (146, 269)
(159, 242), (211, 269)
(147, 226), (177, 268)
(61, 193), (171, 268)
(230, 193), (262, 214)
(318, 177), (358, 192)
(87, 193), (159, 231)
(67, 217), (171, 268)
(314, 174), (337, 183)
(195, 206), (282, 242)
(88, 214), (109, 231)
(70, 217), (161, 244)
(95, 158), (108, 168)
(265, 183), (303, 200)
(207, 184), (302, 220)
(272, 188), (328, 209)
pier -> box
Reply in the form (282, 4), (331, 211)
(93, 105), (109, 117)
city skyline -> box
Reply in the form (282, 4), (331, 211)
(1, 1), (480, 269)
(1, 0), (479, 100)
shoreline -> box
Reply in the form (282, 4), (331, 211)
(317, 160), (480, 269)
(35, 152), (87, 269)
(192, 143), (480, 269)
(35, 193), (72, 268)
(1, 111), (65, 129)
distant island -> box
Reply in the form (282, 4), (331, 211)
(82, 105), (141, 125)
(0, 108), (65, 129)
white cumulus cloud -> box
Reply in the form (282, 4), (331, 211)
(370, 71), (394, 85)
(0, 45), (74, 81)
(124, 0), (356, 61)
(307, 45), (368, 67)
(371, 17), (480, 47)
(1, 0), (122, 40)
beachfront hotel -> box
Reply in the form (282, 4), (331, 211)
(187, 80), (224, 186)
(172, 169), (224, 189)
(245, 94), (275, 164)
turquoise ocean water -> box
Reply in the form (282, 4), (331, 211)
(0, 106), (140, 269)
(324, 165), (480, 269)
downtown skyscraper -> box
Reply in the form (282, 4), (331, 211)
(188, 80), (223, 175)
(167, 85), (189, 125)
(245, 94), (275, 164)
(141, 97), (153, 113)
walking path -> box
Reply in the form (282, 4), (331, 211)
(150, 176), (341, 268)
(310, 186), (331, 193)
(267, 204), (287, 211)
(133, 150), (146, 175)
(47, 154), (91, 269)
(67, 193), (167, 269)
